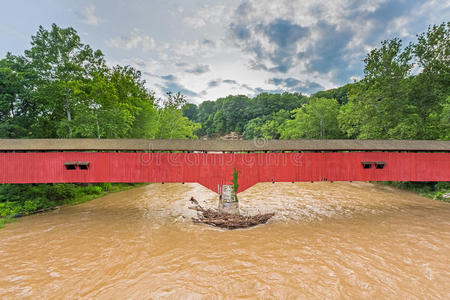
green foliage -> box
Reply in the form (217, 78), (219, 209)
(182, 103), (199, 121)
(338, 23), (449, 140)
(154, 92), (200, 139)
(0, 24), (199, 140)
(440, 96), (450, 140)
(189, 93), (305, 137)
(280, 98), (343, 139)
(338, 38), (416, 139)
(382, 182), (450, 202)
(243, 109), (291, 139)
(312, 84), (351, 105)
(243, 118), (264, 139)
(231, 168), (239, 196)
(0, 183), (143, 221)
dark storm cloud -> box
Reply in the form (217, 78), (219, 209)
(202, 39), (215, 47)
(175, 62), (188, 67)
(230, 23), (252, 40)
(268, 77), (324, 94)
(267, 78), (283, 86)
(223, 79), (238, 84)
(235, 0), (252, 17)
(207, 79), (241, 89)
(230, 18), (309, 73)
(185, 64), (211, 74)
(268, 77), (301, 88)
(262, 19), (308, 72)
(284, 78), (301, 87)
(351, 0), (415, 41)
(293, 81), (324, 94)
(161, 74), (176, 81)
(207, 79), (221, 87)
(303, 21), (354, 79)
(228, 0), (435, 83)
(254, 87), (286, 94)
(161, 82), (198, 97)
(263, 19), (308, 48)
(314, 0), (421, 83)
(159, 74), (198, 97)
(240, 83), (254, 91)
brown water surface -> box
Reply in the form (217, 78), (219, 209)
(0, 182), (449, 299)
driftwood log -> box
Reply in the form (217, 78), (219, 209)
(189, 197), (274, 230)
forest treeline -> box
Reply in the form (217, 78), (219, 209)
(184, 22), (449, 140)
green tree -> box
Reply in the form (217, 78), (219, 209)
(338, 38), (418, 139)
(312, 84), (351, 105)
(408, 22), (450, 139)
(182, 103), (199, 122)
(22, 24), (106, 137)
(109, 66), (157, 138)
(155, 92), (200, 139)
(281, 97), (343, 139)
(0, 58), (30, 137)
(244, 109), (291, 139)
(243, 117), (264, 139)
(440, 96), (450, 140)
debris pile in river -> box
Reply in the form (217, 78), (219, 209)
(188, 197), (275, 229)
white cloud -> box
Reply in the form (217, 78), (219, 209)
(80, 4), (102, 26)
(107, 29), (155, 51)
(184, 4), (229, 28)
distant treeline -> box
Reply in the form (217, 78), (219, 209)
(183, 22), (449, 141)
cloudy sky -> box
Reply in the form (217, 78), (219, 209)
(0, 0), (448, 103)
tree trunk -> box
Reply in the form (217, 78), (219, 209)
(65, 97), (72, 137)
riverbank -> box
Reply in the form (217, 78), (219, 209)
(379, 181), (450, 202)
(0, 183), (147, 228)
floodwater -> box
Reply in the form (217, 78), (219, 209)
(0, 182), (449, 299)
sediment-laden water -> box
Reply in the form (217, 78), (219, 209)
(1, 182), (449, 298)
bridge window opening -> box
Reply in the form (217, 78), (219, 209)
(64, 162), (77, 170)
(375, 161), (386, 169)
(78, 162), (90, 170)
(361, 161), (373, 169)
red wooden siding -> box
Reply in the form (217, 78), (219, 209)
(0, 152), (449, 193)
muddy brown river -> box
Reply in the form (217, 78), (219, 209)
(1, 182), (449, 299)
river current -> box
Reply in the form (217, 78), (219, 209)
(1, 182), (449, 299)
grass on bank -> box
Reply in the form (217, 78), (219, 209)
(0, 183), (147, 228)
(379, 181), (450, 202)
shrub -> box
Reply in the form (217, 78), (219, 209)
(98, 183), (113, 191)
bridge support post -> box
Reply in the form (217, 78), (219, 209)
(218, 185), (239, 214)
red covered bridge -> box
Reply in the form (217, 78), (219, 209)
(0, 139), (449, 194)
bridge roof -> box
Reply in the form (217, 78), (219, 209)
(0, 139), (449, 152)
